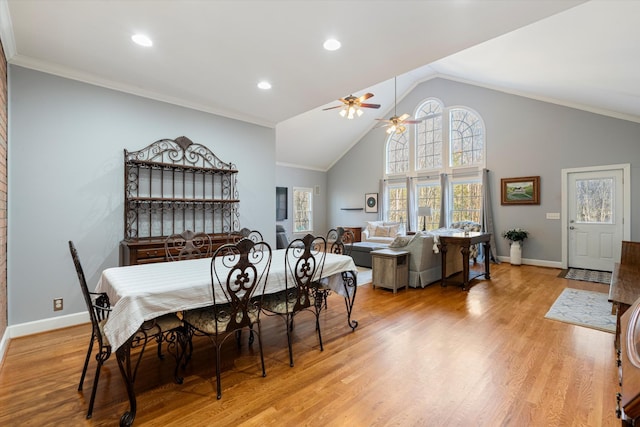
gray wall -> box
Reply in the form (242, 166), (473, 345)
(275, 164), (327, 239)
(328, 77), (640, 263)
(8, 66), (275, 325)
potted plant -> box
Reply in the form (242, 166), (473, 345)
(502, 228), (529, 265)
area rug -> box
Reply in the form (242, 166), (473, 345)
(559, 268), (612, 285)
(357, 267), (372, 285)
(544, 288), (615, 333)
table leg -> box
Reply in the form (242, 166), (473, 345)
(341, 270), (358, 330)
(460, 245), (471, 290)
(483, 241), (491, 279)
(440, 242), (448, 287)
(115, 340), (137, 427)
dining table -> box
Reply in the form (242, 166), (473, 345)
(95, 249), (359, 426)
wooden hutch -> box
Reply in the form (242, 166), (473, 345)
(119, 136), (239, 265)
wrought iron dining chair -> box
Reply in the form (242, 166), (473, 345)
(69, 241), (184, 419)
(261, 234), (327, 367)
(181, 238), (272, 399)
(316, 227), (355, 308)
(164, 230), (213, 261)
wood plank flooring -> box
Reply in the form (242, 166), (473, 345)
(0, 264), (620, 426)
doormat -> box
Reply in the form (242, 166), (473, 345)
(544, 288), (615, 333)
(558, 268), (612, 285)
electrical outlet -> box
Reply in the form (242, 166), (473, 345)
(53, 298), (63, 311)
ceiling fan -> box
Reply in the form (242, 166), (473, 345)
(376, 77), (424, 134)
(323, 92), (381, 119)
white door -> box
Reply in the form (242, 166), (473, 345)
(567, 169), (624, 271)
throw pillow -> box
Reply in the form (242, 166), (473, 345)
(387, 224), (400, 236)
(389, 235), (413, 248)
(373, 225), (392, 237)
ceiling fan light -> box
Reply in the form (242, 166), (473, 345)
(347, 107), (355, 119)
(387, 125), (395, 134)
(356, 108), (363, 117)
(339, 108), (347, 117)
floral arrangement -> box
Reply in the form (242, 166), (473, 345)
(502, 228), (529, 242)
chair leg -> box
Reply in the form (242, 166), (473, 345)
(86, 358), (103, 419)
(78, 334), (95, 391)
(256, 322), (266, 378)
(215, 344), (222, 399)
(315, 312), (324, 352)
(287, 315), (295, 367)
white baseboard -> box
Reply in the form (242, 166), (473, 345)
(497, 256), (562, 269)
(0, 311), (89, 365)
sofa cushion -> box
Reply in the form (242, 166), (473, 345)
(389, 235), (413, 248)
(374, 225), (394, 237)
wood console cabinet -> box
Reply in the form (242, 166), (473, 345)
(341, 226), (362, 243)
(120, 136), (239, 266)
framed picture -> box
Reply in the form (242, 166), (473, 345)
(365, 193), (378, 213)
(501, 176), (540, 205)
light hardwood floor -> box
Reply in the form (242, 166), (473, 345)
(0, 264), (620, 426)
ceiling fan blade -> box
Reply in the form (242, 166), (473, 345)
(398, 113), (411, 122)
(360, 103), (381, 109)
(404, 116), (428, 124)
(358, 92), (375, 102)
(322, 105), (343, 111)
(375, 118), (392, 122)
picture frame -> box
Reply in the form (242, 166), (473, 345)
(501, 176), (540, 205)
(365, 193), (378, 213)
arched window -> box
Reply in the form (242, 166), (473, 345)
(415, 99), (443, 171)
(382, 97), (486, 230)
(450, 108), (483, 167)
(385, 130), (409, 175)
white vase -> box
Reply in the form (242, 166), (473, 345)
(510, 241), (522, 266)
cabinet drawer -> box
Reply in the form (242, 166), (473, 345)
(136, 248), (165, 259)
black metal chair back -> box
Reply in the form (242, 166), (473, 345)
(69, 241), (111, 419)
(165, 230), (212, 261)
(284, 234), (327, 312)
(326, 227), (354, 257)
(182, 237), (272, 399)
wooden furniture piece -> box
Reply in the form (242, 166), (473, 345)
(340, 226), (362, 242)
(609, 262), (640, 355)
(95, 250), (358, 425)
(438, 232), (491, 290)
(120, 136), (239, 266)
(371, 249), (409, 294)
(619, 295), (640, 424)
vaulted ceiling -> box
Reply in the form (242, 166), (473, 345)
(2, 1), (638, 171)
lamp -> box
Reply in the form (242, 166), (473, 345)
(418, 206), (432, 231)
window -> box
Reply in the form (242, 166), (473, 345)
(449, 108), (483, 167)
(386, 182), (407, 225)
(450, 180), (482, 224)
(415, 99), (443, 171)
(575, 178), (614, 223)
(416, 181), (441, 230)
(386, 131), (409, 175)
(293, 187), (313, 233)
(384, 98), (485, 228)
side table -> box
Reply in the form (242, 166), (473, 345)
(371, 249), (409, 294)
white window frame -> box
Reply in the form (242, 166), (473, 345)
(383, 98), (486, 228)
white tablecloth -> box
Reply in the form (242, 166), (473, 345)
(95, 250), (357, 350)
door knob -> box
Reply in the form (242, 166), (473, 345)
(569, 226), (575, 230)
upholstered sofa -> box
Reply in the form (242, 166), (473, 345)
(361, 221), (404, 244)
(386, 232), (464, 288)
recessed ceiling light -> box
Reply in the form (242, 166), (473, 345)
(323, 39), (341, 51)
(257, 81), (272, 90)
(131, 34), (153, 47)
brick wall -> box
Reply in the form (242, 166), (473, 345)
(0, 40), (7, 338)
